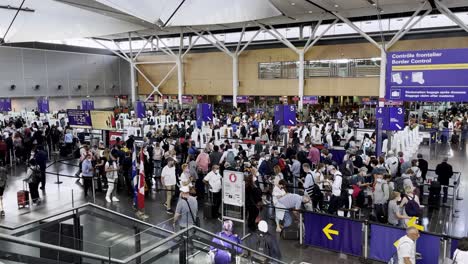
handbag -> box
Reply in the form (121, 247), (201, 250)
(183, 198), (200, 227)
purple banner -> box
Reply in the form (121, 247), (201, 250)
(67, 109), (92, 128)
(37, 97), (49, 113)
(182, 95), (193, 104)
(304, 212), (362, 256)
(0, 98), (11, 112)
(369, 224), (440, 264)
(283, 105), (296, 126)
(81, 100), (94, 111)
(274, 105), (283, 126)
(375, 107), (389, 130)
(222, 96), (233, 103)
(389, 107), (405, 131)
(135, 101), (146, 118)
(386, 48), (468, 101)
(196, 103), (213, 123)
(303, 96), (318, 105)
(236, 96), (249, 103)
(196, 103), (203, 128)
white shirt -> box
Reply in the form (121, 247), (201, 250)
(203, 171), (222, 193)
(397, 235), (416, 264)
(105, 161), (119, 180)
(161, 166), (176, 186)
(331, 173), (342, 197)
(453, 249), (468, 264)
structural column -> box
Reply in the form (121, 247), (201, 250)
(177, 56), (184, 105)
(130, 61), (136, 105)
(232, 54), (239, 108)
(298, 50), (305, 110)
(379, 47), (387, 99)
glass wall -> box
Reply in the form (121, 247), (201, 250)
(258, 58), (381, 79)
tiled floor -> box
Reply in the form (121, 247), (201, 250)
(0, 141), (466, 263)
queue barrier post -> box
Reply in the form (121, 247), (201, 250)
(299, 212), (303, 245)
(54, 153), (62, 185)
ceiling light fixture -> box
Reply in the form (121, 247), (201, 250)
(334, 4), (339, 8)
(291, 2), (296, 6)
(308, 10), (313, 13)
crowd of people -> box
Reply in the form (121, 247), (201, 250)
(0, 104), (467, 263)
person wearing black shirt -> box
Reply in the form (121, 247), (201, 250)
(245, 174), (262, 231)
(126, 135), (135, 150)
(417, 153), (429, 196)
(435, 157), (453, 203)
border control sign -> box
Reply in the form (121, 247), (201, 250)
(223, 170), (244, 207)
(386, 48), (468, 101)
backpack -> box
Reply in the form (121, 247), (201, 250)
(27, 166), (41, 184)
(339, 161), (353, 176)
(405, 195), (421, 217)
(225, 151), (235, 167)
(395, 177), (405, 193)
(306, 172), (323, 202)
(256, 234), (270, 255)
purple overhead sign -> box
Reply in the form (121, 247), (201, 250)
(386, 48), (468, 101)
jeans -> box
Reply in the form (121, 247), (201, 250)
(211, 191), (222, 218)
(442, 185), (448, 203)
(282, 211), (293, 228)
(83, 177), (93, 196)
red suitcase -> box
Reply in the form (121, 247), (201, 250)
(17, 180), (30, 209)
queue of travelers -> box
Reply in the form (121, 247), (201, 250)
(0, 104), (466, 264)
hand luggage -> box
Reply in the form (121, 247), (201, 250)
(428, 181), (442, 207)
(17, 180), (30, 209)
(280, 224), (300, 240)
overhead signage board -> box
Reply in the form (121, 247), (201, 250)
(274, 105), (284, 126)
(0, 98), (11, 112)
(375, 107), (389, 130)
(90, 110), (116, 131)
(37, 97), (49, 113)
(303, 96), (318, 105)
(67, 109), (92, 128)
(135, 101), (146, 118)
(81, 100), (94, 111)
(283, 105), (297, 126)
(388, 107), (405, 131)
(222, 170), (244, 207)
(304, 212), (362, 256)
(386, 48), (468, 101)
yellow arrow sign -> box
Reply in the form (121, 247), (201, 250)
(407, 217), (424, 231)
(322, 223), (339, 240)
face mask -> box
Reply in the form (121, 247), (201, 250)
(184, 169), (189, 174)
(376, 178), (383, 183)
(265, 157), (270, 161)
(214, 170), (219, 174)
(253, 177), (257, 182)
(321, 168), (326, 173)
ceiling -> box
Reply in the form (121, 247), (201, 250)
(0, 0), (467, 43)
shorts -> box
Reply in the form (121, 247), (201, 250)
(0, 186), (4, 196)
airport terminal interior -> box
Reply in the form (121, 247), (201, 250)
(1, 0), (468, 263)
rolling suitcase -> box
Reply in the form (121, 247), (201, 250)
(281, 224), (300, 240)
(428, 181), (441, 207)
(203, 192), (214, 219)
(17, 180), (30, 209)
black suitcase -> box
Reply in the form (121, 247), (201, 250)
(203, 193), (214, 219)
(428, 181), (441, 207)
(281, 224), (300, 240)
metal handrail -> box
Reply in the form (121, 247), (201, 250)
(0, 232), (123, 263)
(120, 225), (287, 264)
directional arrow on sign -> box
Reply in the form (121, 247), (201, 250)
(396, 124), (402, 130)
(322, 223), (339, 240)
(407, 216), (424, 231)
